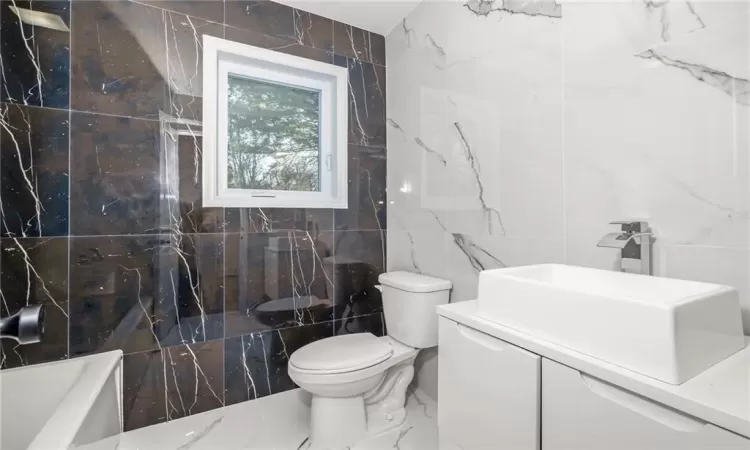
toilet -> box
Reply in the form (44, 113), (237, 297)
(288, 271), (452, 448)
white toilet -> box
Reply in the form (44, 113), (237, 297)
(288, 271), (452, 448)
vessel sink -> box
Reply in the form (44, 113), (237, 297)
(1, 350), (123, 450)
(476, 264), (746, 384)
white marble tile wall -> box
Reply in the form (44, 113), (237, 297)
(385, 0), (750, 370)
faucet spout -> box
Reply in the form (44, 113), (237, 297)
(597, 232), (632, 249)
(598, 221), (654, 275)
(0, 304), (45, 344)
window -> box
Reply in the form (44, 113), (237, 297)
(202, 35), (348, 208)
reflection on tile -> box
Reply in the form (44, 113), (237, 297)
(69, 235), (162, 355)
(225, 232), (334, 337)
(0, 237), (68, 368)
(224, 322), (333, 406)
(369, 32), (386, 66)
(163, 340), (225, 421)
(134, 0), (224, 24)
(158, 234), (224, 346)
(347, 58), (386, 147)
(292, 9), (333, 51)
(224, 208), (332, 233)
(335, 145), (386, 231)
(71, 1), (165, 119)
(224, 1), (295, 41)
(0, 0), (391, 435)
(163, 12), (223, 122)
(334, 312), (385, 337)
(333, 22), (382, 64)
(0, 0), (70, 108)
(0, 104), (69, 237)
(123, 349), (167, 431)
(224, 25), (331, 64)
(333, 230), (386, 316)
(69, 234), (224, 356)
(70, 112), (159, 236)
(123, 340), (225, 431)
(173, 133), (224, 234)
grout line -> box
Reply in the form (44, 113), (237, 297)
(5, 235), (746, 251)
(331, 14), (337, 57)
(331, 209), (337, 330)
(220, 329), (226, 405)
(223, 312), (384, 344)
(67, 0), (73, 362)
(8, 232), (230, 239)
(560, 19), (567, 265)
(0, 228), (394, 240)
(130, 0), (224, 26)
(221, 209), (227, 402)
(0, 101), (163, 123)
(119, 310), (385, 358)
(129, 0), (387, 67)
(331, 11), (335, 61)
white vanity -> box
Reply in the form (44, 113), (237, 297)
(437, 264), (750, 450)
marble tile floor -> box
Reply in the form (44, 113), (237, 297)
(78, 388), (438, 450)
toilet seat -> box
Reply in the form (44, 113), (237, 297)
(289, 333), (393, 374)
(288, 335), (419, 387)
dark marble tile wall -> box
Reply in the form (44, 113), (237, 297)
(0, 0), (386, 432)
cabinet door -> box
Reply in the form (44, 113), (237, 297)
(542, 358), (749, 450)
(438, 317), (540, 450)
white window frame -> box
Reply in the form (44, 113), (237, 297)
(202, 35), (348, 209)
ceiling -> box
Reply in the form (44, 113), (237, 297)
(275, 0), (422, 36)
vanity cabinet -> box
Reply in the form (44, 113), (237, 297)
(437, 317), (541, 450)
(438, 317), (750, 450)
(542, 359), (749, 450)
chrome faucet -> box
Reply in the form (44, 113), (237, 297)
(0, 305), (45, 344)
(597, 221), (653, 275)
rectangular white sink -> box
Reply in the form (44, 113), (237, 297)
(476, 264), (746, 384)
(1, 351), (123, 450)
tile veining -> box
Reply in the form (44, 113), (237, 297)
(77, 388), (439, 450)
(0, 0), (386, 432)
(452, 234), (506, 273)
(5, 237), (67, 316)
(642, 0), (706, 44)
(453, 122), (505, 235)
(175, 416), (224, 450)
(0, 106), (44, 236)
(400, 19), (416, 48)
(387, 0), (749, 329)
(6, 0), (45, 106)
(414, 137), (447, 166)
(463, 0), (562, 19)
(0, 104), (69, 237)
(636, 50), (750, 106)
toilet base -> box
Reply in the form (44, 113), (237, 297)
(310, 396), (367, 447)
(364, 361), (414, 436)
(307, 360), (416, 449)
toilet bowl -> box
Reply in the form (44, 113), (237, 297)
(287, 271), (452, 449)
(289, 334), (419, 446)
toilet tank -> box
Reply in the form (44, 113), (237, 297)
(379, 272), (452, 348)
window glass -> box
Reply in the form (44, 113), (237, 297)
(226, 75), (321, 192)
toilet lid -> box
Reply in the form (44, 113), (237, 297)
(289, 333), (393, 373)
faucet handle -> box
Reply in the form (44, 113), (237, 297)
(609, 220), (650, 233)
